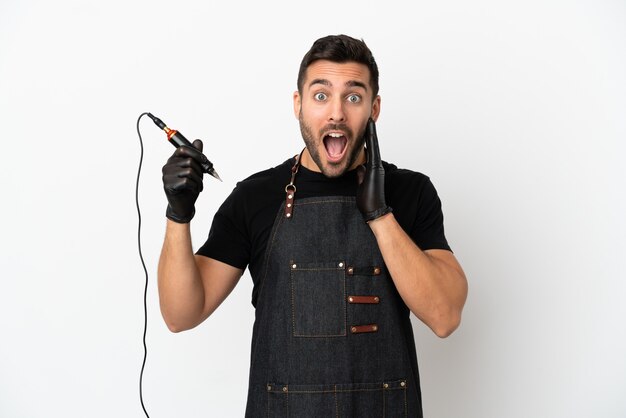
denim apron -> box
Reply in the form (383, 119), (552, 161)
(245, 155), (423, 417)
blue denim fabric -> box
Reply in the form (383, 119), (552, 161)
(245, 197), (423, 417)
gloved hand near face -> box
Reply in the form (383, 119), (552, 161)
(356, 118), (392, 222)
(162, 139), (205, 223)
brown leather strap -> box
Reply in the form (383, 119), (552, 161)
(284, 184), (295, 218)
(284, 149), (305, 219)
(350, 324), (378, 334)
(347, 295), (380, 304)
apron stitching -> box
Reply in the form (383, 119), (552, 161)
(294, 198), (354, 206)
(252, 198), (289, 396)
(290, 267), (296, 337)
(404, 384), (408, 418)
(258, 201), (288, 298)
(383, 384), (386, 418)
(280, 387), (399, 394)
(343, 270), (347, 339)
(290, 262), (347, 338)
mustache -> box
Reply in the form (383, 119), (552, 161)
(320, 124), (353, 138)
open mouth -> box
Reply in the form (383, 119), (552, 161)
(323, 132), (348, 163)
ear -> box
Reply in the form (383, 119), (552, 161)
(371, 95), (381, 122)
(293, 91), (301, 119)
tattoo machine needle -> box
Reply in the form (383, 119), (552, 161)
(147, 113), (222, 182)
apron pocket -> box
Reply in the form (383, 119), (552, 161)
(267, 380), (408, 417)
(290, 260), (347, 337)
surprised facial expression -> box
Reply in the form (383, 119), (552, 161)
(294, 60), (380, 178)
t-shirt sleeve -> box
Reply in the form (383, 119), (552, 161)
(410, 177), (451, 252)
(195, 186), (250, 270)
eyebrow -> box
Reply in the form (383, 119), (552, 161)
(308, 78), (368, 91)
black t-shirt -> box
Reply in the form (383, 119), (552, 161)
(197, 157), (450, 289)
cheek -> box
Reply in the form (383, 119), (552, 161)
(304, 103), (326, 119)
(300, 105), (326, 129)
(355, 105), (373, 119)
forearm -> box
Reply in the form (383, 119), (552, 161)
(157, 220), (206, 332)
(369, 213), (467, 337)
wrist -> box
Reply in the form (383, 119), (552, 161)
(164, 218), (192, 242)
(362, 206), (392, 223)
(166, 205), (195, 224)
(367, 211), (394, 229)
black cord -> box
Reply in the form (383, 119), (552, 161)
(136, 112), (151, 418)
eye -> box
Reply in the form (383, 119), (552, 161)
(314, 92), (327, 101)
(347, 94), (361, 103)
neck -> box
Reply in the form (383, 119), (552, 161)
(299, 148), (319, 172)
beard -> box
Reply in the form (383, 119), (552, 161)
(298, 112), (366, 178)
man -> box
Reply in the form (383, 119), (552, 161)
(158, 34), (467, 417)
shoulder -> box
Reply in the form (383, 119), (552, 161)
(382, 161), (442, 220)
(382, 161), (450, 251)
(383, 161), (434, 194)
(238, 158), (293, 186)
(214, 157), (294, 227)
(228, 158), (294, 200)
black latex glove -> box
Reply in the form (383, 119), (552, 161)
(162, 139), (205, 223)
(356, 118), (392, 222)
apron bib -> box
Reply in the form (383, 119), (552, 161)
(245, 156), (422, 417)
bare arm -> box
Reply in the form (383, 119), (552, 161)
(369, 213), (468, 338)
(157, 220), (243, 333)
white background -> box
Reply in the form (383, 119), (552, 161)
(1, 0), (624, 417)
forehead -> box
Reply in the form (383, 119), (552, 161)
(303, 60), (371, 90)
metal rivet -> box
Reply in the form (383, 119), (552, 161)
(292, 264), (297, 269)
(288, 194), (293, 199)
(400, 381), (406, 387)
(287, 203), (292, 208)
(374, 267), (381, 274)
(338, 262), (344, 268)
(372, 325), (378, 331)
(282, 386), (288, 392)
(267, 385), (272, 391)
(383, 383), (389, 389)
(374, 297), (379, 303)
(348, 297), (354, 302)
(351, 326), (357, 333)
(286, 213), (291, 218)
(347, 267), (353, 274)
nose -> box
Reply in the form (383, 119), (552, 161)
(328, 98), (346, 122)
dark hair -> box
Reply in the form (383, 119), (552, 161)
(297, 34), (379, 98)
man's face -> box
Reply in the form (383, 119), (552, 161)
(294, 60), (380, 178)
